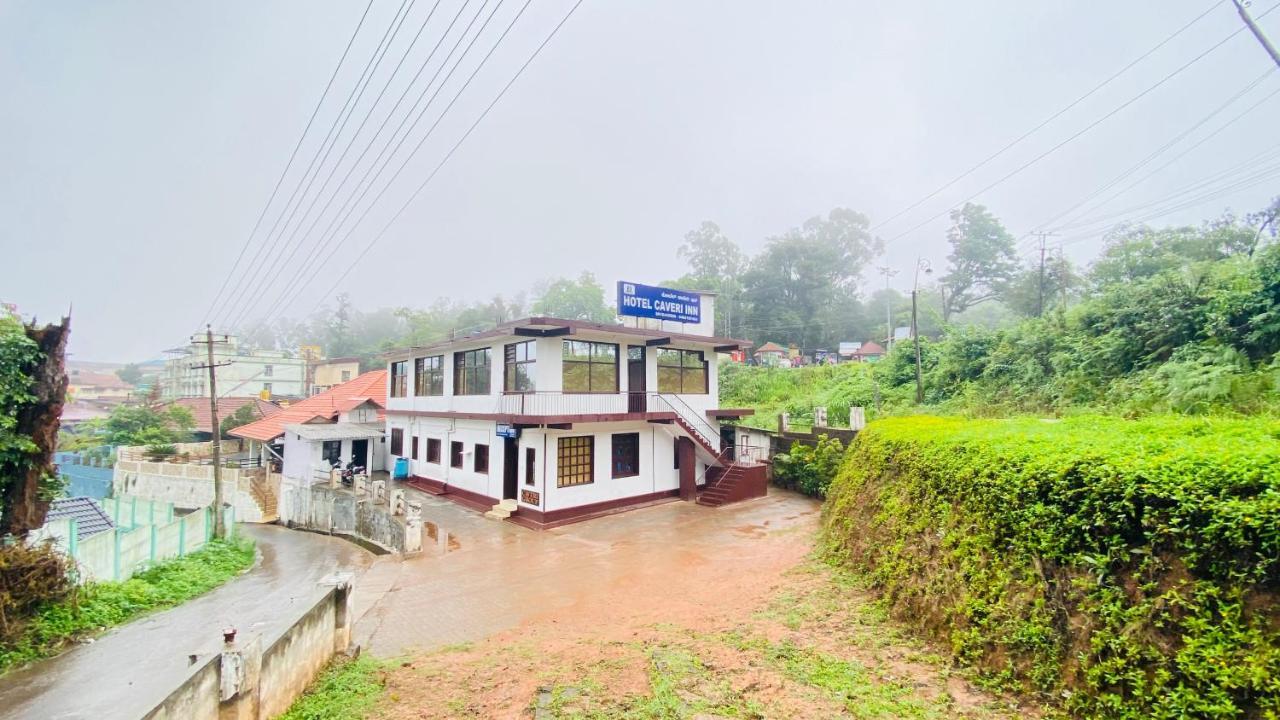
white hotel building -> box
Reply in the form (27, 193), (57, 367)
(383, 307), (763, 529)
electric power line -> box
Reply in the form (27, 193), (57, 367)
(212, 0), (420, 328)
(291, 0), (588, 322)
(878, 1), (1279, 249)
(231, 0), (520, 332)
(870, 0), (1223, 232)
(1043, 84), (1280, 234)
(1023, 68), (1277, 241)
(199, 0), (375, 328)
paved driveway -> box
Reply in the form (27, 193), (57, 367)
(354, 489), (822, 656)
(0, 525), (373, 720)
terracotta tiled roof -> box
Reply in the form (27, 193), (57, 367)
(855, 341), (885, 355)
(68, 371), (131, 389)
(228, 370), (387, 442)
(163, 397), (281, 435)
(755, 342), (786, 354)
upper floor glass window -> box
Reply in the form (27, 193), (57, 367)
(562, 341), (617, 393)
(415, 355), (444, 396)
(453, 348), (491, 395)
(657, 348), (707, 394)
(504, 341), (536, 393)
(390, 360), (408, 397)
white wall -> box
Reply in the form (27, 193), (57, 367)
(529, 421), (686, 513)
(387, 416), (506, 501)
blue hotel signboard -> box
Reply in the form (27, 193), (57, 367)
(617, 282), (701, 324)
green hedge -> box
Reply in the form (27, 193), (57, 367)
(821, 415), (1280, 719)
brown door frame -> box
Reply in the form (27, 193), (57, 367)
(627, 345), (647, 412)
(503, 436), (519, 500)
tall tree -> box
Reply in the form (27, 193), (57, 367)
(115, 363), (143, 386)
(1004, 253), (1079, 317)
(0, 313), (69, 538)
(740, 208), (881, 349)
(531, 272), (614, 323)
(1089, 220), (1258, 290)
(672, 221), (746, 336)
(940, 203), (1018, 321)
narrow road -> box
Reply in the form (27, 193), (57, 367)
(0, 525), (374, 720)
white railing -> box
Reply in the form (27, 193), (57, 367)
(492, 392), (632, 416)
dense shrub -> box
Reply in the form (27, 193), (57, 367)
(772, 435), (845, 498)
(0, 536), (255, 674)
(0, 542), (75, 646)
(822, 415), (1280, 719)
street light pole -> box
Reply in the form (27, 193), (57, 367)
(877, 266), (898, 350)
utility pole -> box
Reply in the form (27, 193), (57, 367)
(190, 327), (232, 539)
(912, 258), (932, 404)
(1232, 0), (1280, 69)
(1031, 231), (1059, 316)
(877, 266), (898, 350)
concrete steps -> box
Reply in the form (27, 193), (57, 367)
(484, 498), (519, 520)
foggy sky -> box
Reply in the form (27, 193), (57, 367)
(3, 0), (1278, 362)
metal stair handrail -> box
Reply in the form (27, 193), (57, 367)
(649, 393), (721, 449)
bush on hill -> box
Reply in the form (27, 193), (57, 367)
(822, 415), (1280, 718)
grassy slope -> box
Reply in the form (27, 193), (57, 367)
(719, 361), (885, 430)
(0, 536), (256, 674)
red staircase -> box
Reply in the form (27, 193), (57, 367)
(673, 415), (722, 461)
(697, 462), (768, 507)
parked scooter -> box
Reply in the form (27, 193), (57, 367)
(336, 461), (366, 487)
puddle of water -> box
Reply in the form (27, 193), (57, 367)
(424, 521), (461, 553)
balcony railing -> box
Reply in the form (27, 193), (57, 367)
(492, 391), (635, 416)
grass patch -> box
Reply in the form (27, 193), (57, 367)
(0, 535), (256, 675)
(281, 654), (389, 720)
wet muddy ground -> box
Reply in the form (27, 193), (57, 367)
(350, 490), (1034, 719)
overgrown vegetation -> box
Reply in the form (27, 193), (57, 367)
(0, 536), (255, 675)
(280, 654), (389, 720)
(822, 416), (1280, 719)
(772, 435), (845, 499)
(0, 542), (76, 647)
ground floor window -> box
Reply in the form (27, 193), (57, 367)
(390, 429), (404, 456)
(411, 436), (419, 460)
(474, 444), (489, 474)
(427, 438), (441, 463)
(557, 436), (594, 487)
(450, 441), (464, 469)
(525, 447), (536, 485)
(322, 440), (341, 467)
(611, 433), (640, 478)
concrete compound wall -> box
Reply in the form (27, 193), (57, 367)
(57, 497), (231, 583)
(283, 483), (417, 554)
(114, 459), (264, 522)
(144, 575), (354, 720)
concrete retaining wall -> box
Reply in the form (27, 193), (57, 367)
(143, 575), (354, 720)
(114, 460), (263, 522)
(283, 483), (418, 554)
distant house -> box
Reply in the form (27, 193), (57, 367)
(68, 370), (133, 402)
(754, 342), (788, 367)
(163, 396), (281, 441)
(309, 357), (361, 396)
(228, 370), (388, 478)
(161, 335), (306, 400)
(851, 341), (885, 362)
